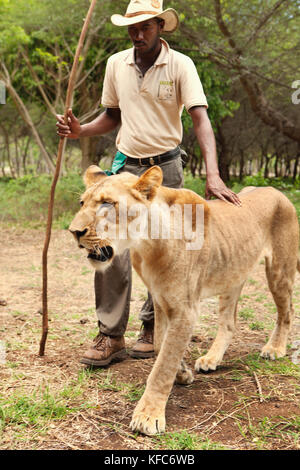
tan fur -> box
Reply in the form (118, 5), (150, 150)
(70, 165), (300, 435)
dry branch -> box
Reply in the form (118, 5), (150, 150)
(39, 0), (98, 356)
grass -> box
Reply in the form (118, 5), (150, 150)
(239, 307), (255, 321)
(96, 371), (145, 402)
(154, 430), (228, 450)
(235, 415), (300, 450)
(249, 321), (265, 331)
(0, 172), (84, 229)
(231, 352), (300, 379)
(0, 369), (99, 442)
(0, 387), (79, 432)
(1, 172), (300, 230)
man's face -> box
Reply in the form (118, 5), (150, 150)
(128, 19), (163, 54)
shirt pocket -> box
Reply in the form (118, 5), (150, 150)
(157, 81), (175, 101)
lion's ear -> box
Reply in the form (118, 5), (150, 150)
(83, 165), (107, 188)
(134, 166), (163, 200)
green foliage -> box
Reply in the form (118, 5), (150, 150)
(1, 172), (300, 229)
(0, 172), (84, 228)
(242, 173), (300, 190)
(183, 172), (206, 196)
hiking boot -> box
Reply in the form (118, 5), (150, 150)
(129, 319), (154, 358)
(80, 332), (127, 367)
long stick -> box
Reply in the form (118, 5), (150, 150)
(39, 0), (98, 356)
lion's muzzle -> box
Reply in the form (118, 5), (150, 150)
(87, 246), (114, 262)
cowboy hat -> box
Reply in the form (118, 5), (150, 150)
(111, 0), (179, 33)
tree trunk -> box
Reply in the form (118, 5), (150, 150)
(79, 136), (101, 172)
(0, 124), (15, 177)
(22, 136), (31, 175)
(214, 0), (300, 145)
(239, 150), (245, 181)
(274, 155), (279, 177)
(216, 124), (230, 182)
(293, 146), (300, 180)
(264, 156), (271, 179)
(0, 61), (55, 173)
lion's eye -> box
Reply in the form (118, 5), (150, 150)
(100, 201), (114, 209)
(80, 200), (84, 207)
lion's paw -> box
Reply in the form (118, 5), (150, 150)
(195, 355), (219, 372)
(261, 345), (285, 360)
(130, 410), (165, 436)
(175, 368), (194, 385)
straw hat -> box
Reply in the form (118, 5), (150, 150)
(111, 0), (179, 33)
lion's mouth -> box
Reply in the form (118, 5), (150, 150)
(87, 246), (114, 262)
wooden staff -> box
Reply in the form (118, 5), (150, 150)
(39, 0), (98, 356)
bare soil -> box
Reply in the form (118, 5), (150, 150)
(0, 226), (299, 450)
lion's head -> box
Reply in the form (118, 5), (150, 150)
(69, 164), (164, 270)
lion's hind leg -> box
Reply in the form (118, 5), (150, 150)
(154, 301), (194, 385)
(175, 359), (194, 385)
(195, 284), (243, 372)
(261, 255), (296, 360)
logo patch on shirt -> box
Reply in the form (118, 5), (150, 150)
(158, 80), (174, 100)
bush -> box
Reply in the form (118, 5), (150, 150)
(0, 173), (84, 228)
(1, 172), (300, 229)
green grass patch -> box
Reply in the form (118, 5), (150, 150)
(96, 371), (145, 402)
(232, 352), (300, 378)
(0, 388), (74, 431)
(0, 173), (84, 229)
(1, 172), (300, 229)
(236, 415), (300, 450)
(249, 321), (265, 331)
(0, 370), (97, 434)
(154, 430), (228, 450)
(239, 307), (255, 321)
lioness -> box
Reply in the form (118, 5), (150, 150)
(69, 165), (299, 435)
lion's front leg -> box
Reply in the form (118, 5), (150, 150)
(130, 307), (195, 435)
(130, 393), (166, 435)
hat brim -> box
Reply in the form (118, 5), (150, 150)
(111, 8), (179, 33)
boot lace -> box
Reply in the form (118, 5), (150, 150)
(93, 333), (109, 351)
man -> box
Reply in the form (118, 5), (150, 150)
(56, 0), (241, 367)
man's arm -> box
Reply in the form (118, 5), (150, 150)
(56, 107), (121, 139)
(189, 106), (241, 206)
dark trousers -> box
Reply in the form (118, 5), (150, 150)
(95, 151), (184, 336)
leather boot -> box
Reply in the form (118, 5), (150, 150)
(80, 332), (127, 366)
(129, 319), (154, 358)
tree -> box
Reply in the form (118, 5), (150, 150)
(0, 0), (130, 173)
(178, 0), (300, 144)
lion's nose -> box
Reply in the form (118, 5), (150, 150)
(69, 228), (88, 241)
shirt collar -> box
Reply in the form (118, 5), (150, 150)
(124, 38), (170, 66)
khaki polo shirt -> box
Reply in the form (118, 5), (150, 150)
(101, 39), (208, 158)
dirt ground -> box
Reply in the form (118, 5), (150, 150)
(0, 226), (299, 450)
